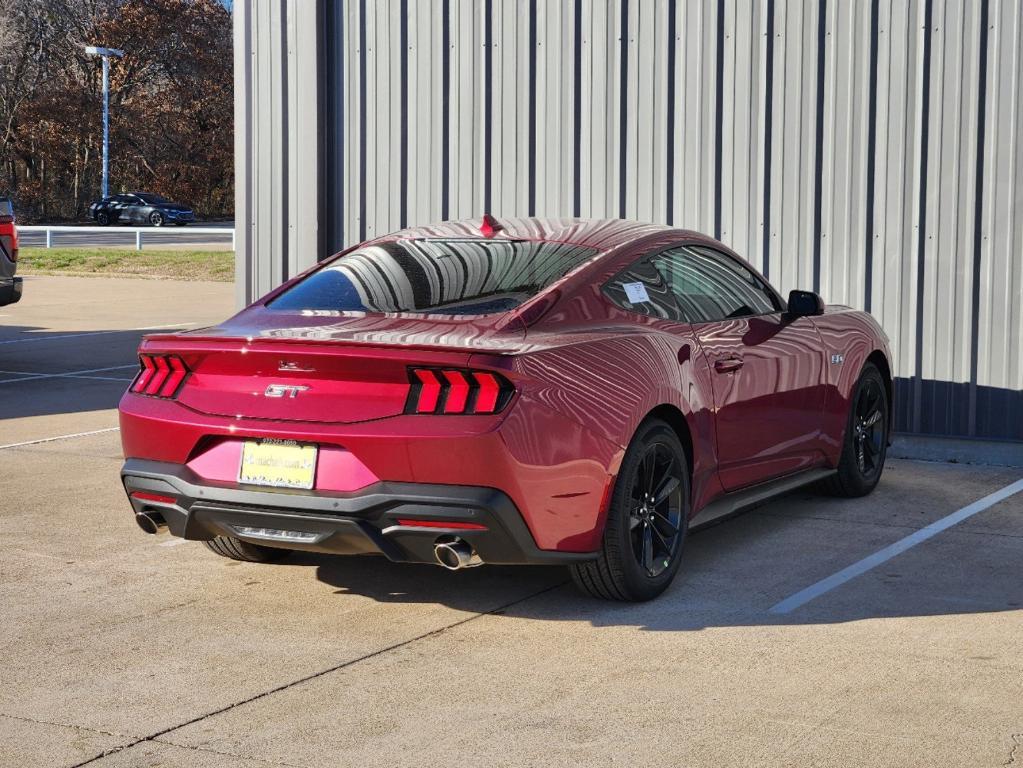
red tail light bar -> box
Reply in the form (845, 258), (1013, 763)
(130, 354), (190, 398)
(406, 367), (514, 415)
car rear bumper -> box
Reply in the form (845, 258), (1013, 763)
(0, 277), (22, 306)
(121, 458), (596, 566)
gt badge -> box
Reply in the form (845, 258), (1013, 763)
(264, 384), (310, 399)
(831, 354), (845, 365)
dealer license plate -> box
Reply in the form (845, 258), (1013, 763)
(239, 439), (318, 490)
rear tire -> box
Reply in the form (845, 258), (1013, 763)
(204, 536), (291, 563)
(96, 212), (110, 226)
(571, 419), (690, 602)
(820, 362), (889, 497)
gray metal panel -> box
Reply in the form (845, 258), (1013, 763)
(450, 0), (483, 220)
(238, 0), (1023, 441)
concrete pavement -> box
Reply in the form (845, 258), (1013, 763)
(0, 275), (1020, 767)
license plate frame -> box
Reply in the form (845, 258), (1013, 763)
(238, 439), (318, 490)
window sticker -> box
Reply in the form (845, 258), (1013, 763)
(623, 281), (650, 304)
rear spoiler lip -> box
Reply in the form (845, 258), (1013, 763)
(137, 332), (526, 357)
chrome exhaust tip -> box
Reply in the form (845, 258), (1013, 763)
(433, 538), (483, 570)
(135, 510), (167, 535)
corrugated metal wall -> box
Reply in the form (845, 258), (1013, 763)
(236, 0), (1023, 442)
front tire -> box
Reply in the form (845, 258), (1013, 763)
(821, 362), (889, 497)
(149, 211), (165, 227)
(571, 419), (690, 602)
(204, 536), (291, 563)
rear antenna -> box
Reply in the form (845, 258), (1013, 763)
(480, 214), (501, 238)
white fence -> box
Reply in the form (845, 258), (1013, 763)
(18, 225), (236, 251)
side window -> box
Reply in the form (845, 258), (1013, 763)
(651, 246), (779, 323)
(603, 257), (685, 322)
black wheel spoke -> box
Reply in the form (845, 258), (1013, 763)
(865, 385), (881, 414)
(641, 523), (654, 574)
(651, 508), (680, 531)
(649, 522), (672, 550)
(647, 449), (661, 495)
(653, 474), (680, 506)
(863, 408), (882, 429)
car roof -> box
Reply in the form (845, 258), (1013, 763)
(384, 217), (722, 254)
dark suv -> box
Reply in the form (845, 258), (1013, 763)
(0, 199), (22, 306)
(89, 193), (195, 227)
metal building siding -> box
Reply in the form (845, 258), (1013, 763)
(236, 0), (1023, 442)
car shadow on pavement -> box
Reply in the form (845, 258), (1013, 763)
(286, 480), (1023, 631)
(0, 325), (172, 421)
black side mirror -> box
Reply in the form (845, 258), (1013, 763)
(787, 289), (825, 317)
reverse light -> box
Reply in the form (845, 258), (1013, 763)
(130, 354), (190, 398)
(405, 367), (514, 415)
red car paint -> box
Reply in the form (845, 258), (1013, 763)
(119, 218), (892, 554)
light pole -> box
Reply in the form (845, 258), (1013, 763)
(84, 46), (124, 199)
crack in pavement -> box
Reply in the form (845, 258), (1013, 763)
(1006, 733), (1021, 767)
(0, 711), (127, 739)
(67, 580), (569, 767)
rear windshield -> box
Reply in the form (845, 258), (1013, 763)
(270, 238), (599, 316)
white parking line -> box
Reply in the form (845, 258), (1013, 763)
(0, 427), (120, 451)
(769, 477), (1023, 614)
(0, 322), (197, 345)
(0, 365), (137, 385)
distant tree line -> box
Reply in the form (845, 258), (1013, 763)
(0, 0), (233, 222)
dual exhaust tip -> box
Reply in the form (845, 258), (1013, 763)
(136, 511), (482, 571)
(135, 510), (167, 535)
(433, 537), (482, 571)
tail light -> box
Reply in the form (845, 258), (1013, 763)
(0, 235), (14, 262)
(406, 367), (514, 415)
(130, 354), (190, 398)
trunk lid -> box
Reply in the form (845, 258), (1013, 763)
(141, 312), (525, 424)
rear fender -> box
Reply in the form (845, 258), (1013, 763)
(475, 331), (719, 530)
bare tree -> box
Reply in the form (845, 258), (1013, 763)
(0, 0), (232, 221)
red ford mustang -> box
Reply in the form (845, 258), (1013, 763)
(119, 217), (892, 601)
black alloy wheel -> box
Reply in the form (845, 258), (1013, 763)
(821, 362), (889, 497)
(852, 376), (886, 479)
(571, 419), (690, 601)
(629, 442), (685, 578)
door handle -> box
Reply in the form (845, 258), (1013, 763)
(714, 357), (744, 373)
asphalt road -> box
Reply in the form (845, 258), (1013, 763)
(1, 275), (1021, 767)
(18, 222), (234, 250)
